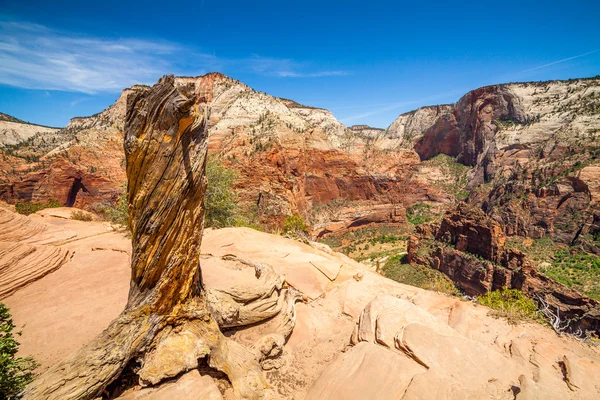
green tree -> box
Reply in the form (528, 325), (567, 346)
(204, 158), (239, 228)
(0, 303), (38, 399)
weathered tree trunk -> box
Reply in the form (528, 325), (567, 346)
(24, 76), (290, 400)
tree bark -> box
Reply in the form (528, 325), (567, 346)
(24, 76), (290, 400)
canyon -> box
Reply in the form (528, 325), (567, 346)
(0, 73), (599, 399)
(1, 75), (599, 246)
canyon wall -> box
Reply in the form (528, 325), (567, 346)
(0, 75), (598, 243)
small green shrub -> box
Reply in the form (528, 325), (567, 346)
(93, 186), (129, 228)
(477, 288), (545, 324)
(541, 249), (600, 300)
(0, 303), (39, 398)
(368, 234), (408, 245)
(70, 210), (93, 221)
(15, 199), (61, 216)
(283, 214), (308, 234)
(456, 190), (469, 201)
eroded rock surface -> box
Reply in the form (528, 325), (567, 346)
(3, 206), (600, 399)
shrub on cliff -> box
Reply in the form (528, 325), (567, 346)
(283, 214), (308, 235)
(406, 203), (433, 225)
(70, 210), (93, 221)
(92, 186), (128, 228)
(0, 303), (39, 399)
(14, 199), (61, 216)
(477, 288), (545, 325)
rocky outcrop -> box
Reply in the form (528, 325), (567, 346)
(312, 204), (406, 237)
(0, 158), (122, 208)
(415, 85), (528, 175)
(483, 174), (597, 244)
(385, 104), (453, 149)
(0, 208), (75, 298)
(408, 205), (600, 334)
(407, 78), (600, 244)
(0, 241), (70, 298)
(5, 208), (600, 399)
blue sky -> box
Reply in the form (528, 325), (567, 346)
(0, 0), (599, 128)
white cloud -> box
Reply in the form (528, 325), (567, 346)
(0, 20), (349, 94)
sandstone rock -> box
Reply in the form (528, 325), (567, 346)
(385, 105), (454, 148)
(0, 241), (70, 299)
(3, 208), (599, 399)
(305, 342), (425, 400)
(117, 370), (222, 400)
(0, 117), (60, 148)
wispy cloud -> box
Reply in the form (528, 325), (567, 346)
(0, 20), (349, 94)
(519, 49), (600, 74)
(0, 21), (187, 93)
(234, 55), (349, 78)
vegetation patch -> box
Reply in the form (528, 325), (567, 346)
(283, 214), (308, 234)
(70, 210), (93, 221)
(406, 203), (434, 225)
(205, 157), (240, 228)
(507, 236), (600, 301)
(505, 236), (558, 264)
(0, 303), (39, 399)
(15, 199), (61, 216)
(419, 154), (471, 199)
(93, 187), (128, 228)
(477, 287), (545, 325)
(368, 234), (408, 245)
(540, 249), (600, 301)
(318, 225), (410, 262)
(202, 157), (263, 230)
(382, 255), (459, 296)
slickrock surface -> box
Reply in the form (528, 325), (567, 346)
(2, 208), (131, 369)
(0, 242), (70, 298)
(0, 206), (86, 298)
(5, 208), (600, 399)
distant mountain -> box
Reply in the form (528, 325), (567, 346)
(0, 74), (599, 247)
